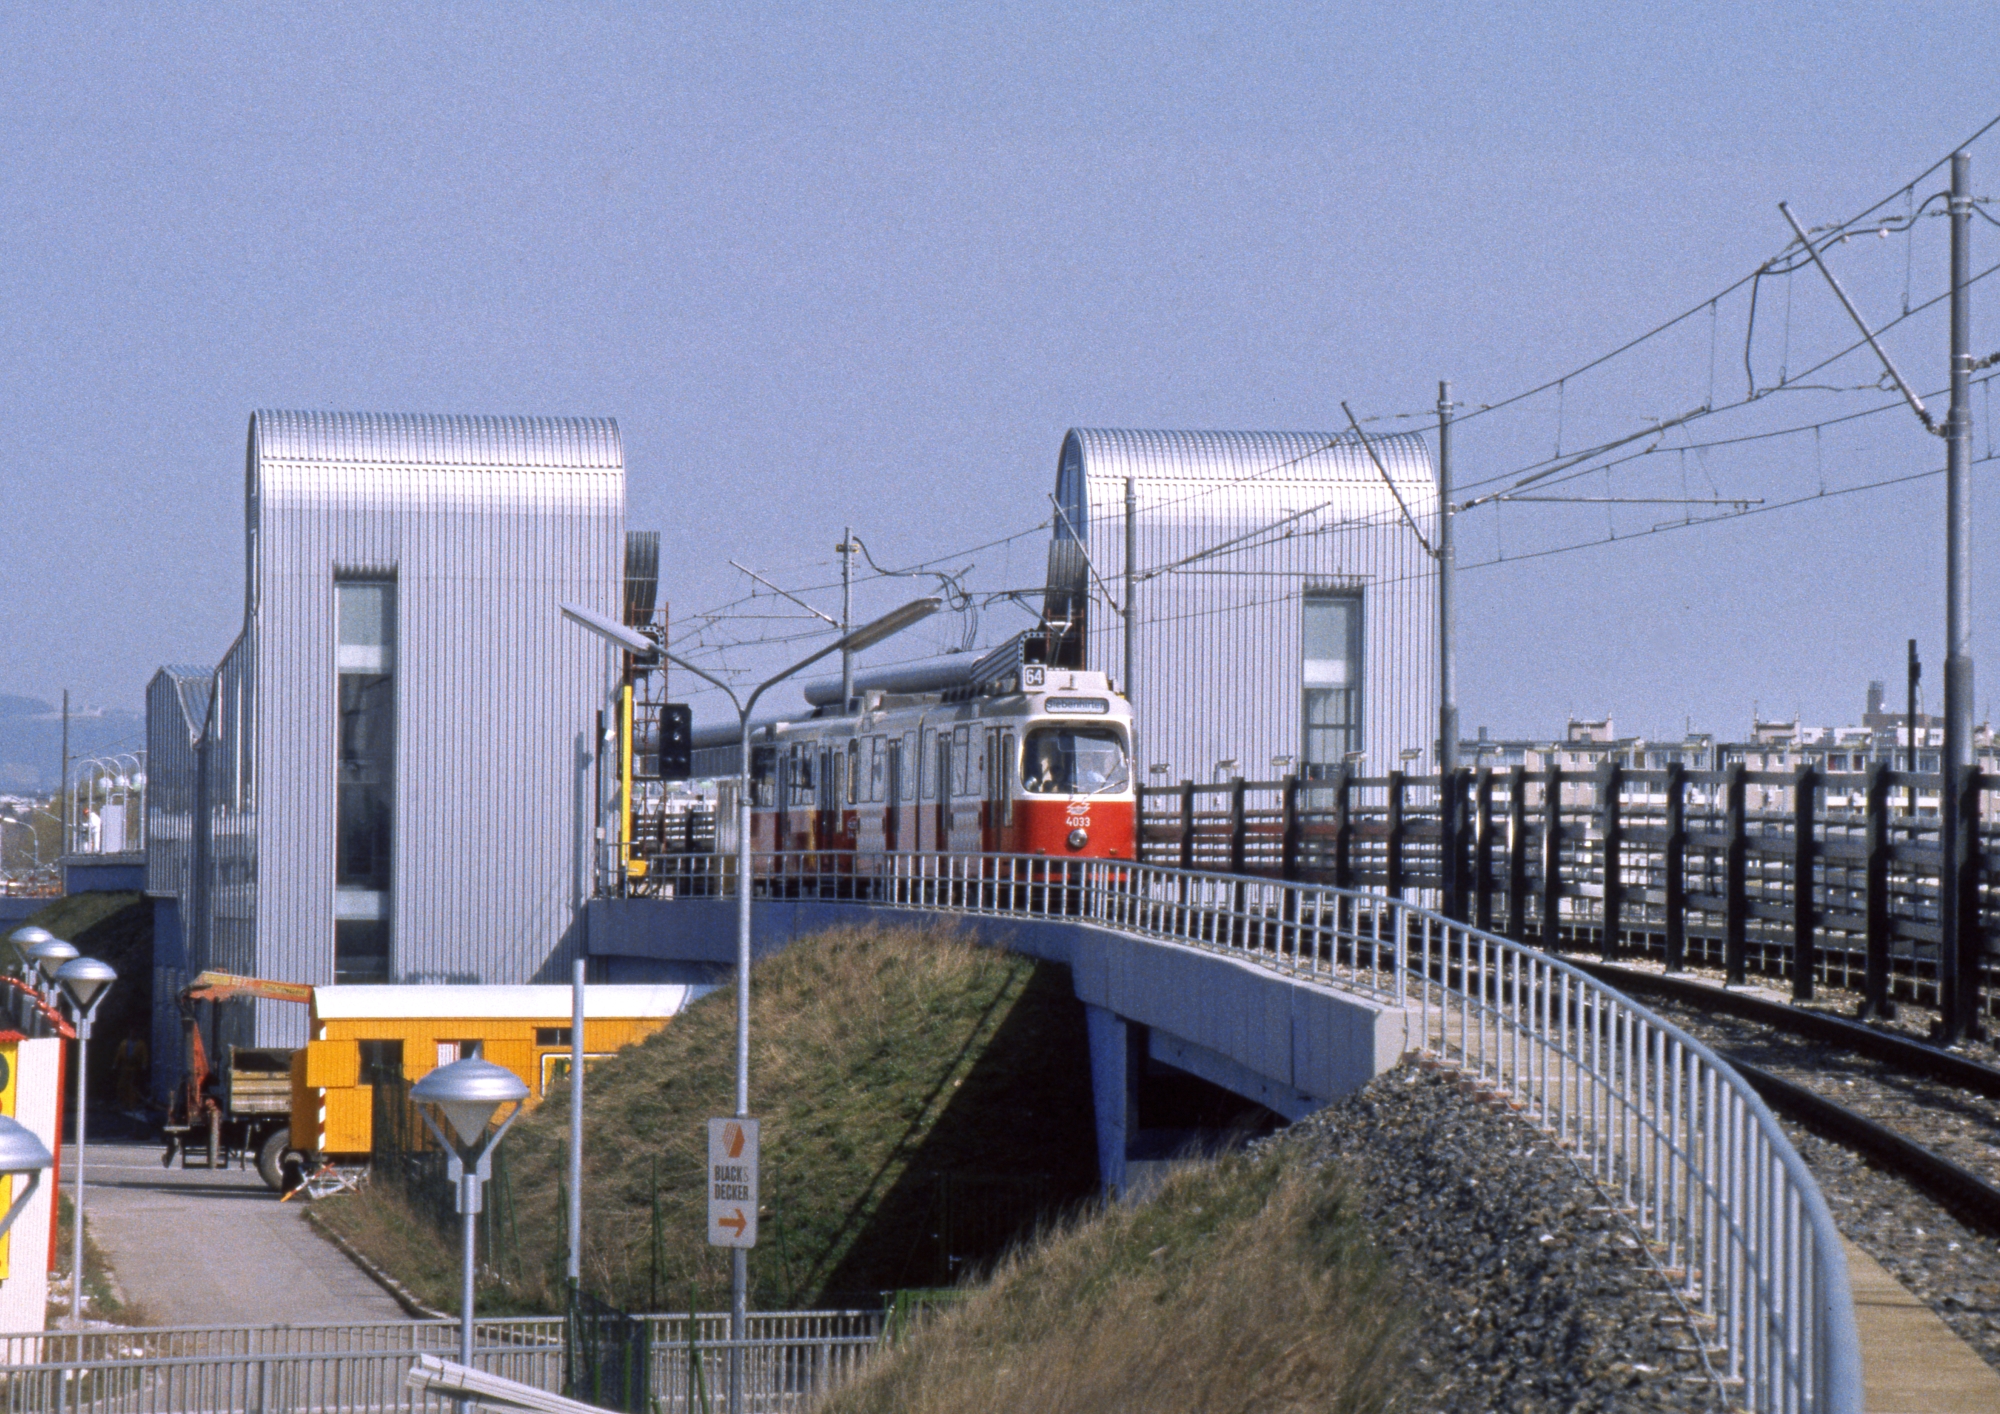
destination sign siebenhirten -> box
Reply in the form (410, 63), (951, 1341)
(706, 1116), (759, 1249)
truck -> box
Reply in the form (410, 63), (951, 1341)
(163, 972), (314, 1190)
(165, 971), (701, 1193)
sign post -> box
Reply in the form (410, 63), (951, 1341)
(706, 1118), (759, 1249)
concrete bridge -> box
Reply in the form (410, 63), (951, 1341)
(585, 883), (1420, 1194)
(583, 851), (1859, 1413)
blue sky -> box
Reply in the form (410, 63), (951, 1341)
(4, 3), (1999, 740)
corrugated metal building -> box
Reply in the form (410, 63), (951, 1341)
(147, 412), (626, 1058)
(1044, 428), (1437, 787)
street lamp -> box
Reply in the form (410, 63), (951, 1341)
(0, 1115), (53, 1241)
(411, 1058), (530, 1381)
(6, 927), (53, 972)
(54, 955), (113, 1325)
(564, 593), (939, 1411)
(5, 929), (55, 1022)
(28, 938), (77, 1009)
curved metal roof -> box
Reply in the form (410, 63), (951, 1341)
(149, 665), (215, 740)
(1064, 427), (1432, 487)
(250, 410), (622, 469)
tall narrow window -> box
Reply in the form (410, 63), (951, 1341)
(336, 580), (395, 982)
(1302, 592), (1362, 778)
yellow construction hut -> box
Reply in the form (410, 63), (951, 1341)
(289, 983), (699, 1160)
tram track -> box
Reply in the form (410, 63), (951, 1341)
(1721, 1057), (2000, 1237)
(1570, 960), (2000, 1367)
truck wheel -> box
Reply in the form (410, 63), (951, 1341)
(257, 1127), (291, 1192)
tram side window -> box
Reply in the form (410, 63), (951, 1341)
(869, 738), (888, 802)
(954, 726), (971, 796)
(846, 741), (860, 805)
(903, 732), (917, 799)
(1021, 727), (1129, 795)
(921, 728), (937, 799)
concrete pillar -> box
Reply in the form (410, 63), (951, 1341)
(150, 897), (187, 1110)
(1085, 1004), (1142, 1197)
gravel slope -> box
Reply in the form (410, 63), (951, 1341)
(1260, 1066), (1729, 1414)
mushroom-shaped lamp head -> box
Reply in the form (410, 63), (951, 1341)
(411, 1058), (530, 1145)
(6, 927), (54, 970)
(0, 1116), (53, 1177)
(56, 957), (116, 1012)
(28, 939), (78, 983)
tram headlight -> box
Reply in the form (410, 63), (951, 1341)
(1066, 828), (1089, 851)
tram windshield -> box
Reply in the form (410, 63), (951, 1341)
(1021, 727), (1128, 796)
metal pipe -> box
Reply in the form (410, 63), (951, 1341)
(567, 958), (584, 1288)
(1942, 150), (1980, 1040)
(732, 705), (752, 1414)
(1123, 479), (1137, 705)
(460, 1197), (476, 1371)
(1437, 381), (1457, 776)
(68, 1007), (89, 1325)
(839, 532), (854, 714)
(1778, 201), (1935, 432)
(1908, 639), (1920, 818)
(58, 691), (68, 853)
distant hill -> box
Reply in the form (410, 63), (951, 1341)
(0, 694), (148, 792)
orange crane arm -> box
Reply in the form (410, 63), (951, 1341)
(168, 972), (314, 1131)
(179, 971), (315, 1007)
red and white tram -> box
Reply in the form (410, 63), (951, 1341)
(688, 662), (1136, 868)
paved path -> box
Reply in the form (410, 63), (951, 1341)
(1844, 1238), (2000, 1414)
(73, 1136), (406, 1328)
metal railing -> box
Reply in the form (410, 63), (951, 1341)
(633, 850), (1860, 1414)
(1131, 764), (2000, 1024)
(0, 1313), (884, 1414)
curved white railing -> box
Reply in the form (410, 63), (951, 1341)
(642, 850), (1862, 1414)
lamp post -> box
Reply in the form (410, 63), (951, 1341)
(564, 595), (939, 1413)
(410, 1058), (530, 1381)
(4, 928), (54, 1030)
(54, 956), (113, 1325)
(28, 939), (78, 1012)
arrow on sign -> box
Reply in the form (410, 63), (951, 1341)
(718, 1209), (747, 1238)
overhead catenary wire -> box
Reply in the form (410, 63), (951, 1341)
(673, 116), (2000, 695)
(1450, 108), (2000, 434)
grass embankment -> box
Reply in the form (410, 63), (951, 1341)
(826, 1150), (1413, 1414)
(315, 923), (1098, 1314)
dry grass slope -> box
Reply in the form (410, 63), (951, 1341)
(824, 1151), (1413, 1414)
(317, 922), (1097, 1313)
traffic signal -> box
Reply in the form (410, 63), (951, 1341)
(659, 704), (693, 781)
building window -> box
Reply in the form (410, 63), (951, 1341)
(1302, 592), (1362, 777)
(358, 1039), (403, 1086)
(337, 579), (395, 982)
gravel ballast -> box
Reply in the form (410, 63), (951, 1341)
(1259, 1065), (1729, 1414)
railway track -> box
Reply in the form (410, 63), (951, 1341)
(1576, 960), (2000, 1368)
